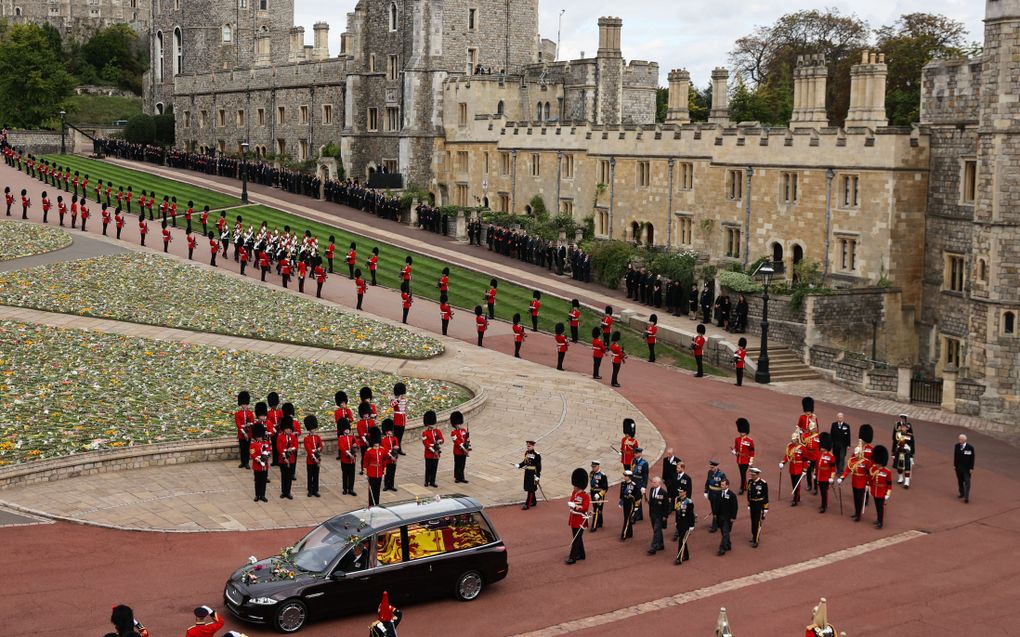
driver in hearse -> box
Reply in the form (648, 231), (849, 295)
(340, 541), (370, 573)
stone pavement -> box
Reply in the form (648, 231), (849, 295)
(0, 231), (126, 273)
(0, 304), (660, 532)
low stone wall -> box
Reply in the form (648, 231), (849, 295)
(955, 381), (986, 416)
(7, 129), (62, 154)
(866, 367), (899, 394)
(0, 384), (485, 491)
(737, 291), (807, 356)
(809, 344), (903, 400)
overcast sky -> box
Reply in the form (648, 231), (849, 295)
(294, 0), (984, 87)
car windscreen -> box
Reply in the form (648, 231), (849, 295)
(291, 515), (366, 572)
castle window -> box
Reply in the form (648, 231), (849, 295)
(544, 102), (551, 121)
(456, 184), (469, 206)
(500, 152), (510, 176)
(944, 253), (965, 293)
(383, 159), (398, 173)
(276, 138), (286, 155)
(483, 152), (490, 174)
(841, 174), (860, 208)
(222, 24), (232, 43)
(1004, 312), (1016, 336)
(155, 103), (165, 115)
(386, 107), (400, 131)
(725, 226), (742, 259)
(239, 0), (246, 7)
(498, 193), (509, 213)
(173, 27), (182, 75)
(679, 162), (693, 190)
(467, 48), (479, 75)
(458, 103), (468, 126)
(978, 258), (987, 282)
(942, 335), (961, 368)
(535, 102), (543, 122)
(961, 159), (977, 205)
(389, 3), (397, 31)
(322, 104), (333, 125)
(496, 100), (504, 117)
(236, 109), (245, 126)
(839, 237), (857, 271)
(174, 0), (180, 9)
(598, 160), (610, 184)
(677, 215), (693, 245)
(562, 154), (574, 179)
(468, 8), (477, 31)
(637, 161), (650, 188)
(14, 6), (21, 16)
(183, 111), (191, 127)
(369, 54), (377, 73)
(277, 106), (285, 124)
(560, 199), (573, 216)
(782, 172), (799, 203)
(257, 108), (266, 126)
(531, 153), (540, 177)
(298, 139), (308, 161)
(217, 109), (225, 127)
(155, 31), (164, 82)
(726, 170), (743, 201)
(456, 151), (469, 173)
(300, 105), (309, 125)
(597, 210), (609, 237)
(259, 0), (268, 10)
(199, 110), (207, 128)
(387, 55), (399, 81)
(367, 108), (379, 131)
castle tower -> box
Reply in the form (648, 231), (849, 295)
(665, 69), (691, 125)
(845, 51), (888, 128)
(312, 22), (330, 61)
(791, 54), (828, 126)
(594, 17), (625, 125)
(708, 67), (730, 125)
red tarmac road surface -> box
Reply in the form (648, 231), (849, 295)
(2, 162), (1020, 636)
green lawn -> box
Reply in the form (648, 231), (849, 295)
(64, 94), (143, 126)
(42, 154), (239, 210)
(39, 156), (724, 375)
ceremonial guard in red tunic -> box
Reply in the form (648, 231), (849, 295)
(780, 432), (807, 506)
(276, 417), (299, 499)
(620, 418), (639, 471)
(732, 418), (755, 494)
(421, 411), (443, 488)
(303, 415), (323, 497)
(364, 426), (387, 506)
(390, 382), (408, 452)
(868, 444), (893, 528)
(380, 419), (401, 492)
(234, 391), (254, 469)
(451, 411), (470, 484)
(566, 468), (591, 564)
(816, 432), (837, 513)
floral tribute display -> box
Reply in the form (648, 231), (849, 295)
(0, 321), (468, 466)
(0, 253), (443, 359)
(0, 221), (72, 261)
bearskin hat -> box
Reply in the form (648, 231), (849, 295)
(738, 337), (747, 348)
(572, 299), (580, 308)
(450, 411), (464, 426)
(110, 605), (135, 632)
(360, 386), (373, 401)
(251, 423), (266, 439)
(393, 382), (406, 396)
(859, 424), (874, 444)
(304, 415), (319, 431)
(533, 290), (541, 299)
(871, 444), (889, 466)
(254, 402), (268, 418)
(623, 417), (636, 437)
(571, 467), (589, 489)
(335, 390), (348, 406)
(337, 417), (351, 432)
(282, 402), (296, 417)
(555, 323), (565, 334)
(380, 418), (394, 433)
(475, 305), (483, 316)
(697, 323), (706, 335)
(358, 402), (373, 418)
(818, 431), (832, 451)
(405, 255), (413, 265)
(490, 278), (498, 287)
(650, 314), (658, 324)
(736, 418), (750, 434)
(267, 391), (280, 408)
(237, 391), (250, 406)
(368, 426), (382, 446)
(442, 267), (450, 275)
(591, 326), (601, 338)
(423, 410), (437, 426)
(802, 396), (815, 413)
(513, 312), (521, 323)
(605, 305), (613, 315)
(279, 416), (294, 431)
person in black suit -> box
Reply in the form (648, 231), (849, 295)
(954, 434), (975, 503)
(714, 479), (738, 555)
(646, 477), (669, 555)
(661, 448), (680, 502)
(830, 413), (852, 474)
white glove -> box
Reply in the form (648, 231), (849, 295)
(885, 494), (890, 502)
(593, 493), (601, 500)
(202, 606), (214, 615)
(731, 449), (737, 456)
(779, 462), (785, 469)
(568, 501), (577, 509)
(640, 487), (647, 494)
(703, 493), (708, 499)
(837, 478), (843, 486)
(534, 477), (540, 483)
(829, 477), (834, 484)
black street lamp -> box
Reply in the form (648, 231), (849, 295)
(755, 262), (776, 384)
(240, 142), (250, 205)
(59, 110), (66, 154)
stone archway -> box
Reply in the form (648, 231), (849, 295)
(631, 220), (641, 242)
(644, 222), (654, 246)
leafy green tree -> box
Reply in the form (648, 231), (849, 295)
(81, 24), (147, 94)
(655, 87), (668, 123)
(688, 82), (711, 122)
(123, 113), (156, 145)
(876, 13), (967, 125)
(154, 112), (175, 146)
(0, 24), (74, 128)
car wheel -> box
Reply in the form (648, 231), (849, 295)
(454, 570), (484, 601)
(273, 599), (308, 633)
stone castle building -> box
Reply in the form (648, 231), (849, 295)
(130, 0), (1014, 425)
(1, 0), (149, 41)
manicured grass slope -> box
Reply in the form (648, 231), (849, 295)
(40, 156), (722, 374)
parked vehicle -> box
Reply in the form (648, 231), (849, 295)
(224, 495), (508, 633)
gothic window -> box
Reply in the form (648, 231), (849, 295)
(155, 103), (165, 115)
(944, 253), (965, 293)
(535, 102), (542, 121)
(173, 27), (182, 75)
(544, 102), (550, 121)
(155, 31), (164, 82)
(389, 2), (397, 31)
(841, 174), (860, 208)
(726, 170), (743, 201)
(725, 227), (742, 258)
(961, 159), (977, 205)
(1004, 312), (1016, 336)
(496, 100), (504, 117)
(222, 24), (232, 43)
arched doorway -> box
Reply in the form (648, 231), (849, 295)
(792, 244), (804, 283)
(631, 221), (641, 242)
(772, 242), (783, 265)
(525, 204), (533, 216)
(645, 222), (654, 246)
(482, 196), (489, 209)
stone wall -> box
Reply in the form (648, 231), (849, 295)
(6, 130), (62, 154)
(737, 291), (807, 355)
(3, 0), (149, 42)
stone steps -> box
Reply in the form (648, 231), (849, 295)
(745, 346), (816, 382)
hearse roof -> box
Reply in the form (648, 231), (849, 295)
(324, 495), (482, 532)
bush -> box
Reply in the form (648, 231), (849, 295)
(719, 270), (763, 293)
(528, 195), (549, 221)
(123, 114), (156, 145)
(648, 251), (697, 287)
(582, 239), (637, 289)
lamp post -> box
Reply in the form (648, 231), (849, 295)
(59, 110), (66, 155)
(755, 262), (775, 384)
(240, 142), (250, 205)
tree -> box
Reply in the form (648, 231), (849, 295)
(688, 82), (711, 122)
(0, 24), (74, 128)
(80, 24), (147, 94)
(729, 9), (870, 126)
(123, 113), (156, 145)
(655, 87), (668, 123)
(876, 13), (968, 125)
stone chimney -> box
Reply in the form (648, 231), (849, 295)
(312, 22), (329, 60)
(254, 32), (272, 67)
(708, 67), (730, 125)
(791, 54), (828, 126)
(597, 17), (623, 58)
(289, 27), (306, 63)
(665, 69), (691, 124)
(845, 50), (888, 128)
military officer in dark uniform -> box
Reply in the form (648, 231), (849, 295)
(704, 460), (727, 532)
(673, 487), (695, 564)
(646, 476), (669, 555)
(746, 467), (769, 548)
(589, 460), (609, 532)
(661, 447), (680, 502)
(630, 447), (649, 522)
(619, 470), (638, 540)
(671, 461), (694, 539)
(714, 479), (738, 555)
(516, 440), (541, 510)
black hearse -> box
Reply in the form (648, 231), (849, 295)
(224, 495), (508, 633)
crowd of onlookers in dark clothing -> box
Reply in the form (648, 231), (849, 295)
(483, 223), (593, 281)
(626, 265), (749, 332)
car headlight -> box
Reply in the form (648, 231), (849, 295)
(250, 597), (279, 605)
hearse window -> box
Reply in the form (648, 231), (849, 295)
(336, 540), (372, 573)
(406, 512), (496, 561)
(292, 524), (359, 573)
(377, 528), (403, 565)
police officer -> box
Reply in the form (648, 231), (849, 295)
(746, 467), (769, 548)
(589, 460), (608, 532)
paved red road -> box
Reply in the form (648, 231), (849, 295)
(2, 162), (1019, 636)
